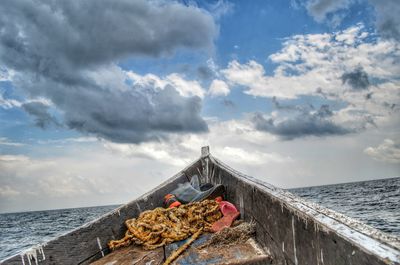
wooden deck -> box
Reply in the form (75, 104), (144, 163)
(91, 233), (272, 265)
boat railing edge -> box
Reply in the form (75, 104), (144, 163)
(207, 154), (400, 261)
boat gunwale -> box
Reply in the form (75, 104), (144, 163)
(208, 154), (400, 262)
(1, 156), (204, 264)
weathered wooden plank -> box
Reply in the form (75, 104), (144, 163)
(165, 234), (272, 265)
(208, 155), (400, 265)
(89, 245), (163, 265)
(1, 159), (203, 265)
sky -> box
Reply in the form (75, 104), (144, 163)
(0, 0), (399, 213)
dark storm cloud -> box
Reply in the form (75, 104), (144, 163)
(0, 0), (216, 143)
(22, 102), (59, 128)
(341, 68), (370, 90)
(252, 104), (351, 140)
(0, 0), (216, 70)
(369, 0), (400, 41)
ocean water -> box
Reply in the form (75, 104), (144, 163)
(1, 178), (399, 261)
(0, 205), (119, 261)
(290, 177), (400, 236)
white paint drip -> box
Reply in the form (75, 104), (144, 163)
(20, 254), (25, 265)
(25, 249), (38, 265)
(282, 242), (285, 252)
(197, 167), (203, 180)
(38, 245), (45, 261)
(321, 249), (324, 264)
(210, 156), (400, 263)
(97, 237), (105, 257)
(27, 249), (39, 265)
(211, 167), (215, 183)
(239, 195), (244, 219)
(292, 217), (298, 265)
(146, 260), (155, 265)
(136, 202), (142, 212)
(206, 158), (209, 182)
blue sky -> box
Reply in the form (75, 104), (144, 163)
(0, 0), (399, 213)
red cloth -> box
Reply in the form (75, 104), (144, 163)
(211, 201), (240, 232)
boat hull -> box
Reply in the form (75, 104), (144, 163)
(2, 148), (399, 264)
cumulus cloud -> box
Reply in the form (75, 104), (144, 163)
(222, 25), (399, 99)
(0, 0), (216, 143)
(222, 25), (400, 137)
(364, 139), (400, 163)
(208, 79), (230, 97)
(252, 104), (352, 140)
(127, 72), (206, 99)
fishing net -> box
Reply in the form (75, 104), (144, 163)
(108, 200), (222, 251)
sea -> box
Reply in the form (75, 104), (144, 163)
(0, 177), (399, 261)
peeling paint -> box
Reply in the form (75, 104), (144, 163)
(292, 216), (298, 265)
(239, 195), (245, 219)
(135, 202), (142, 213)
(321, 249), (324, 264)
(25, 249), (38, 265)
(38, 246), (45, 261)
(97, 237), (105, 257)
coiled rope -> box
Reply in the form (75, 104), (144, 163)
(108, 200), (222, 252)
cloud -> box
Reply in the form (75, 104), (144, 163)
(0, 95), (21, 109)
(0, 137), (25, 147)
(208, 79), (230, 97)
(222, 25), (399, 100)
(205, 0), (235, 20)
(126, 71), (207, 98)
(306, 0), (400, 41)
(364, 139), (400, 163)
(197, 66), (214, 80)
(0, 0), (216, 143)
(252, 104), (352, 140)
(221, 25), (400, 136)
(306, 0), (352, 22)
(218, 146), (290, 165)
(341, 67), (370, 90)
(0, 186), (20, 197)
(22, 102), (59, 128)
(0, 0), (216, 69)
(369, 0), (400, 41)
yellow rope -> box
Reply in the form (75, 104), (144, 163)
(108, 200), (221, 251)
(163, 228), (203, 265)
